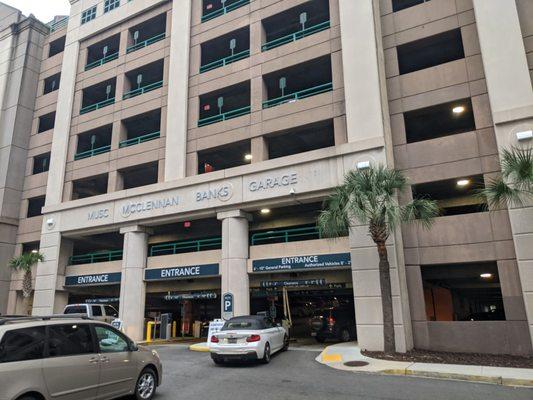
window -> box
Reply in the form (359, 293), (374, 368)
(27, 196), (46, 218)
(397, 29), (464, 75)
(64, 305), (86, 314)
(104, 0), (120, 13)
(49, 36), (66, 57)
(81, 6), (97, 25)
(33, 153), (51, 174)
(94, 326), (129, 353)
(404, 98), (476, 143)
(47, 324), (95, 357)
(422, 262), (505, 321)
(91, 305), (103, 316)
(43, 73), (61, 95)
(104, 305), (118, 317)
(120, 162), (159, 190)
(38, 112), (55, 133)
(0, 327), (45, 363)
(392, 0), (427, 12)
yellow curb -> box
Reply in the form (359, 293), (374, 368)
(322, 353), (342, 363)
(502, 378), (533, 387)
(189, 343), (210, 353)
(403, 370), (501, 385)
(381, 369), (408, 376)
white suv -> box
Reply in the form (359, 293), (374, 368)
(63, 304), (118, 323)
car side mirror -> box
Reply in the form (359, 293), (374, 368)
(129, 342), (139, 352)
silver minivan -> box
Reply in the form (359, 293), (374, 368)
(0, 316), (162, 400)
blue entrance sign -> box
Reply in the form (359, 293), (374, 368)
(252, 253), (351, 273)
(144, 263), (219, 281)
(65, 272), (121, 286)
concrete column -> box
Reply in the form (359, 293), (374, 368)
(164, 0), (192, 181)
(217, 210), (251, 317)
(338, 0), (386, 142)
(473, 0), (533, 350)
(119, 226), (149, 342)
(32, 231), (72, 315)
(251, 136), (268, 163)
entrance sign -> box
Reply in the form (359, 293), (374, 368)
(164, 292), (218, 301)
(65, 272), (122, 286)
(144, 264), (219, 281)
(222, 292), (234, 320)
(207, 319), (225, 347)
(85, 297), (120, 304)
(252, 253), (351, 273)
(260, 279), (326, 288)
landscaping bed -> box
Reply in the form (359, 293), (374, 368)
(362, 349), (533, 369)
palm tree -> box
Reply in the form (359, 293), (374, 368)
(9, 251), (45, 303)
(481, 147), (533, 208)
(318, 165), (439, 354)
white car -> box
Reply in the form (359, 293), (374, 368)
(210, 316), (289, 364)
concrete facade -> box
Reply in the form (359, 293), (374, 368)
(0, 0), (532, 355)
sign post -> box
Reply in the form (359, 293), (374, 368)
(222, 292), (234, 320)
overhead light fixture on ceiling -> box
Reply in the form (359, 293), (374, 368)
(480, 273), (493, 279)
(452, 105), (465, 114)
(244, 154), (253, 161)
(457, 179), (470, 187)
(260, 208), (271, 215)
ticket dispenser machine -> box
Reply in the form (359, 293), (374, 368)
(160, 313), (172, 340)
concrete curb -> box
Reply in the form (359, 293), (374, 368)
(189, 342), (210, 352)
(317, 343), (533, 388)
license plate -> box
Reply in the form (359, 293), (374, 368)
(227, 338), (237, 344)
(310, 332), (317, 337)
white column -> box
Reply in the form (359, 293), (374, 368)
(473, 0), (533, 349)
(338, 0), (386, 142)
(217, 210), (251, 317)
(119, 226), (149, 341)
(164, 0), (192, 181)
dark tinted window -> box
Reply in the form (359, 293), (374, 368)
(44, 73), (61, 94)
(397, 29), (464, 75)
(38, 112), (55, 133)
(104, 305), (118, 317)
(0, 327), (45, 363)
(91, 306), (102, 316)
(49, 36), (66, 57)
(27, 196), (46, 218)
(392, 0), (426, 12)
(64, 305), (86, 314)
(47, 324), (95, 357)
(222, 318), (266, 330)
(33, 153), (51, 174)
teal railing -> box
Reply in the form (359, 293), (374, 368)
(200, 49), (250, 73)
(74, 145), (111, 160)
(123, 80), (163, 100)
(85, 52), (119, 71)
(80, 98), (115, 115)
(126, 33), (166, 54)
(262, 20), (331, 52)
(49, 17), (68, 33)
(69, 250), (123, 265)
(263, 82), (333, 109)
(201, 0), (250, 22)
(150, 237), (222, 256)
(198, 105), (251, 127)
(119, 131), (160, 148)
(251, 226), (321, 246)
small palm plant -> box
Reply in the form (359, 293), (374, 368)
(9, 251), (44, 300)
(481, 147), (533, 208)
(318, 165), (439, 354)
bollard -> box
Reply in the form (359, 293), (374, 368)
(172, 321), (177, 338)
(146, 321), (155, 343)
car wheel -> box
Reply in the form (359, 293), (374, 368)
(212, 357), (224, 365)
(135, 368), (157, 400)
(18, 396), (39, 400)
(340, 329), (351, 342)
(262, 342), (271, 364)
(282, 335), (289, 351)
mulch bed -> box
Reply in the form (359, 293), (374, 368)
(362, 349), (533, 369)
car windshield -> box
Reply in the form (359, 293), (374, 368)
(221, 319), (265, 330)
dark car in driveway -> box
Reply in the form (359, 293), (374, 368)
(310, 305), (356, 343)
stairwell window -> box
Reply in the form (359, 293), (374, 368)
(81, 6), (97, 25)
(104, 0), (120, 13)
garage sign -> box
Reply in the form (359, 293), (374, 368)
(222, 292), (234, 320)
(65, 272), (122, 286)
(260, 279), (326, 288)
(252, 253), (351, 273)
(144, 263), (219, 281)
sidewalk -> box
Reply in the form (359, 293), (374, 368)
(317, 343), (533, 387)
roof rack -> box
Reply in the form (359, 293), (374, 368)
(0, 314), (91, 325)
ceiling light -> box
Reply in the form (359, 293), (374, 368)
(31, 250), (38, 254)
(260, 208), (271, 215)
(244, 154), (253, 161)
(457, 179), (470, 187)
(480, 273), (493, 279)
(452, 106), (465, 114)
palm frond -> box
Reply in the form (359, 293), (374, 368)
(9, 252), (44, 273)
(318, 187), (350, 238)
(480, 177), (527, 209)
(500, 147), (533, 186)
(401, 199), (440, 229)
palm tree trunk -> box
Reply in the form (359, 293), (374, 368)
(376, 240), (396, 354)
(22, 270), (33, 299)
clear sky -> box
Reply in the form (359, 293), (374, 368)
(2, 0), (70, 23)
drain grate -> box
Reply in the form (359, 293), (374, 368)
(344, 361), (369, 367)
